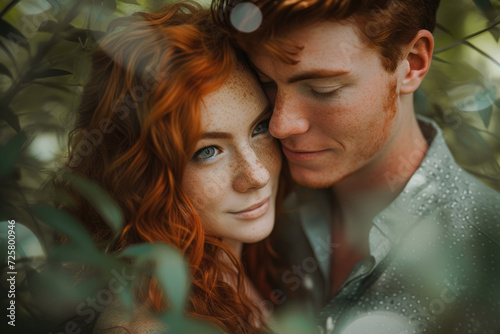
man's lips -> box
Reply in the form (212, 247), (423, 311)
(282, 145), (329, 162)
(228, 197), (271, 219)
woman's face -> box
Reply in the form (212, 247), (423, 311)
(182, 66), (281, 253)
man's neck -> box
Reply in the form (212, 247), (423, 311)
(336, 112), (428, 211)
(331, 110), (429, 252)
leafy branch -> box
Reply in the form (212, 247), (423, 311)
(434, 18), (500, 55)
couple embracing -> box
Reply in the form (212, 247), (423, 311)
(63, 0), (500, 333)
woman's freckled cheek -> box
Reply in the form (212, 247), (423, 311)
(183, 177), (207, 208)
(259, 143), (281, 174)
(184, 167), (228, 210)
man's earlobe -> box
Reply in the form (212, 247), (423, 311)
(400, 30), (434, 94)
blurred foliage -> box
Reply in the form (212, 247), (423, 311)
(419, 0), (500, 190)
(0, 0), (499, 333)
(0, 2), (222, 333)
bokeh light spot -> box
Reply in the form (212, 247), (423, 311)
(230, 2), (262, 33)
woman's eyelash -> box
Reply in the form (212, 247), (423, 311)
(193, 146), (221, 161)
(193, 119), (271, 162)
(253, 119), (271, 136)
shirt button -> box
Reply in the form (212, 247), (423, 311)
(303, 274), (314, 290)
(326, 316), (334, 333)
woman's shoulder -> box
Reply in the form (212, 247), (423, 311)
(93, 298), (167, 334)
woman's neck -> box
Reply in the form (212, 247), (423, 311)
(218, 240), (270, 325)
(222, 238), (243, 259)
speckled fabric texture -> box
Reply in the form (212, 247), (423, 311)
(272, 116), (500, 334)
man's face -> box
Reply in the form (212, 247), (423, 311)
(250, 20), (406, 189)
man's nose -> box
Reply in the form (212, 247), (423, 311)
(269, 89), (310, 139)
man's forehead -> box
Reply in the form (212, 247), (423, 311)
(247, 21), (364, 79)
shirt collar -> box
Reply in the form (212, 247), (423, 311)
(370, 115), (457, 262)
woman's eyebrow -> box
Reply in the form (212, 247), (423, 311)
(200, 106), (271, 140)
(201, 132), (233, 139)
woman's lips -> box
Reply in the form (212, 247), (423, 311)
(229, 197), (270, 219)
(282, 145), (328, 162)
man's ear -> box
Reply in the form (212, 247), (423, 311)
(400, 30), (434, 94)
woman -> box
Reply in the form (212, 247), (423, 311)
(60, 1), (286, 333)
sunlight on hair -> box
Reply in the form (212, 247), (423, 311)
(230, 2), (262, 33)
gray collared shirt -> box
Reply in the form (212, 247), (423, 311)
(271, 117), (500, 333)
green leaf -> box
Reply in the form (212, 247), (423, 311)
(478, 105), (493, 128)
(268, 306), (317, 334)
(0, 131), (27, 177)
(474, 0), (495, 12)
(0, 18), (29, 50)
(49, 243), (98, 264)
(473, 0), (498, 21)
(466, 128), (490, 148)
(463, 40), (500, 67)
(0, 62), (12, 78)
(31, 81), (76, 93)
(495, 99), (500, 109)
(489, 25), (500, 42)
(117, 0), (139, 4)
(475, 90), (493, 128)
(32, 69), (72, 80)
(160, 313), (222, 334)
(121, 243), (190, 313)
(30, 265), (96, 305)
(0, 39), (13, 58)
(34, 204), (97, 251)
(38, 20), (105, 44)
(0, 1), (22, 19)
(434, 18), (500, 55)
(61, 172), (124, 236)
(436, 23), (454, 37)
(0, 105), (21, 132)
(92, 0), (117, 23)
(485, 85), (497, 102)
(432, 56), (453, 65)
(116, 282), (134, 310)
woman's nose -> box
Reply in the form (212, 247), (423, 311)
(232, 146), (271, 193)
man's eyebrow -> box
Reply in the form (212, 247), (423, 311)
(287, 70), (349, 84)
(250, 65), (349, 84)
(201, 132), (233, 139)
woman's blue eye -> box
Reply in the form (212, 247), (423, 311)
(194, 146), (219, 161)
(253, 119), (270, 136)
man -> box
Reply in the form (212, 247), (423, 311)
(213, 0), (500, 333)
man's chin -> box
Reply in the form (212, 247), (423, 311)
(290, 167), (341, 189)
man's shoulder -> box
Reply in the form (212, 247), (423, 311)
(408, 116), (500, 244)
(436, 169), (500, 245)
